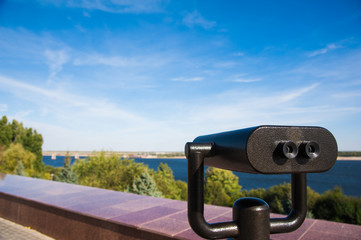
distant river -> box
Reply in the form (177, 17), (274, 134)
(43, 156), (361, 197)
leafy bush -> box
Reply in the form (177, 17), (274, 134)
(312, 187), (361, 225)
(56, 153), (78, 184)
(153, 163), (187, 200)
(73, 152), (149, 191)
(204, 167), (241, 206)
(128, 171), (162, 197)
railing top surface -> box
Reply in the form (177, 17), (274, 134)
(0, 174), (360, 240)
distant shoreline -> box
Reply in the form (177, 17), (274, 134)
(337, 157), (361, 161)
(42, 151), (360, 161)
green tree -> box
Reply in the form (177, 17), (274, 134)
(56, 152), (78, 184)
(11, 120), (25, 144)
(14, 161), (26, 176)
(128, 171), (162, 197)
(205, 180), (231, 206)
(312, 187), (361, 225)
(153, 163), (187, 200)
(22, 127), (44, 172)
(73, 152), (149, 191)
(175, 180), (188, 200)
(0, 116), (13, 148)
(240, 188), (267, 199)
(0, 143), (36, 175)
(0, 116), (45, 174)
(204, 167), (241, 206)
(307, 186), (320, 215)
(263, 183), (292, 214)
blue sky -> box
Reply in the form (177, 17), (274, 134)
(0, 0), (361, 151)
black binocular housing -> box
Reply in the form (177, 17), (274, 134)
(192, 125), (337, 174)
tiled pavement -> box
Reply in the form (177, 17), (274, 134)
(1, 174), (361, 239)
(0, 217), (54, 240)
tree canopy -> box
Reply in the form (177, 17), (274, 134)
(204, 167), (241, 206)
(153, 163), (187, 200)
(73, 152), (150, 191)
(0, 116), (45, 177)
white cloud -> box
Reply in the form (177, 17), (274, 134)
(182, 11), (216, 29)
(184, 83), (324, 132)
(1, 75), (184, 150)
(44, 49), (69, 79)
(234, 52), (245, 57)
(279, 83), (319, 102)
(171, 76), (204, 82)
(233, 77), (261, 83)
(64, 0), (166, 13)
(73, 54), (139, 67)
(0, 104), (7, 112)
(83, 11), (90, 17)
(308, 43), (342, 57)
(0, 75), (143, 123)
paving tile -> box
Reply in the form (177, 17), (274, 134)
(204, 204), (232, 220)
(168, 209), (188, 222)
(87, 205), (130, 219)
(208, 214), (232, 224)
(141, 217), (191, 236)
(271, 218), (315, 240)
(110, 206), (181, 226)
(161, 199), (187, 210)
(66, 194), (144, 213)
(174, 228), (206, 240)
(0, 217), (54, 240)
(300, 230), (359, 240)
(305, 219), (361, 240)
(111, 196), (170, 212)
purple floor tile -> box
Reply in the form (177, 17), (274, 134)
(141, 217), (191, 236)
(300, 230), (359, 240)
(87, 206), (130, 219)
(111, 196), (170, 212)
(160, 199), (187, 210)
(271, 218), (315, 240)
(110, 206), (181, 226)
(204, 204), (232, 220)
(307, 220), (361, 240)
(174, 228), (206, 240)
(208, 214), (232, 224)
(168, 210), (188, 222)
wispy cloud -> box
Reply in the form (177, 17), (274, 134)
(0, 104), (7, 112)
(64, 0), (167, 13)
(73, 54), (139, 67)
(233, 77), (261, 83)
(308, 43), (342, 57)
(0, 75), (143, 123)
(171, 76), (204, 82)
(183, 83), (329, 133)
(44, 49), (69, 79)
(233, 52), (245, 57)
(182, 11), (216, 29)
(279, 83), (319, 102)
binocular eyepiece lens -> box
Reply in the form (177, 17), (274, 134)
(277, 141), (320, 159)
(281, 141), (298, 159)
(304, 141), (320, 158)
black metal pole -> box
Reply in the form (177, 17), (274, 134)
(186, 143), (239, 239)
(233, 197), (270, 240)
(270, 173), (307, 233)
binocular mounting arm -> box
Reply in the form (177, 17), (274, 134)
(186, 142), (307, 239)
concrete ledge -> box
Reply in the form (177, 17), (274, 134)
(0, 174), (360, 239)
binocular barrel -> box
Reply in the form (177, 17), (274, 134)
(192, 125), (338, 174)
